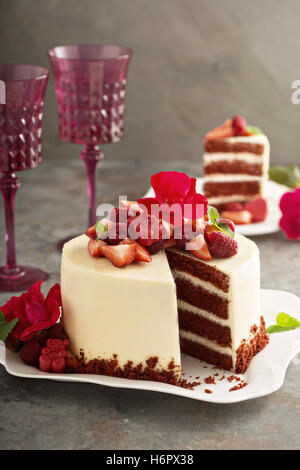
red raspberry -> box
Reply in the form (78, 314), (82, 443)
(147, 239), (165, 254)
(38, 337), (69, 373)
(107, 222), (128, 245)
(225, 202), (243, 212)
(46, 323), (68, 340)
(218, 218), (235, 234)
(39, 355), (51, 372)
(208, 231), (238, 258)
(52, 357), (66, 374)
(110, 207), (129, 223)
(20, 339), (42, 366)
(46, 338), (65, 353)
(232, 115), (247, 136)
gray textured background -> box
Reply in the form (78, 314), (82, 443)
(1, 0), (300, 166)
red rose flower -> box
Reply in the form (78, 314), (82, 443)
(1, 281), (61, 346)
(279, 188), (300, 239)
(138, 171), (207, 226)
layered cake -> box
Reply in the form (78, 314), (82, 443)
(61, 171), (269, 383)
(203, 116), (270, 224)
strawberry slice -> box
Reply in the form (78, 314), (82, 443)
(120, 238), (152, 263)
(186, 234), (212, 261)
(119, 200), (142, 216)
(244, 198), (267, 223)
(86, 225), (97, 240)
(101, 244), (136, 268)
(204, 223), (219, 242)
(88, 239), (107, 257)
(204, 119), (234, 141)
(221, 210), (252, 225)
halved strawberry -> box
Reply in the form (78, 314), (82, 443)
(86, 225), (97, 240)
(119, 200), (141, 216)
(204, 119), (234, 141)
(221, 210), (252, 225)
(204, 223), (219, 242)
(88, 239), (107, 257)
(101, 243), (136, 268)
(244, 198), (267, 223)
(186, 234), (212, 261)
(120, 238), (152, 263)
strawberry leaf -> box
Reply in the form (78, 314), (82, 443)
(95, 221), (108, 240)
(207, 205), (234, 238)
(266, 312), (300, 334)
(0, 310), (19, 342)
(247, 125), (262, 135)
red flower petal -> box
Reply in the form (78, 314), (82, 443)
(151, 172), (192, 204)
(279, 212), (300, 240)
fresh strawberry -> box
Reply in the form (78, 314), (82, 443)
(120, 238), (152, 263)
(207, 231), (238, 258)
(20, 339), (42, 366)
(119, 200), (142, 216)
(221, 210), (252, 225)
(204, 119), (234, 141)
(186, 234), (212, 261)
(218, 218), (235, 234)
(88, 238), (107, 257)
(204, 223), (219, 242)
(225, 202), (244, 212)
(232, 115), (247, 136)
(244, 198), (267, 223)
(86, 225), (97, 240)
(102, 243), (136, 268)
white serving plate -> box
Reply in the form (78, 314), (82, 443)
(144, 178), (288, 237)
(1, 289), (299, 404)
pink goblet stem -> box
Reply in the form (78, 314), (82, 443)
(0, 172), (20, 272)
(81, 145), (104, 227)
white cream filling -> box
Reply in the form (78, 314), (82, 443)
(204, 174), (264, 182)
(203, 152), (265, 164)
(179, 330), (233, 357)
(207, 194), (261, 204)
(172, 269), (229, 299)
(177, 299), (229, 327)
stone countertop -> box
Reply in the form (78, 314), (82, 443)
(0, 157), (300, 450)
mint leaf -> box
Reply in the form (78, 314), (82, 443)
(247, 125), (262, 135)
(207, 205), (219, 224)
(207, 205), (234, 238)
(0, 310), (19, 342)
(95, 221), (108, 239)
(218, 222), (234, 238)
(266, 312), (300, 334)
(269, 165), (300, 189)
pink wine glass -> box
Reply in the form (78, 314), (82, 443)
(0, 64), (49, 292)
(48, 44), (132, 249)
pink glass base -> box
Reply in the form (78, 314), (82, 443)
(0, 266), (49, 293)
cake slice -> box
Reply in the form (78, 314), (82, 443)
(203, 117), (270, 212)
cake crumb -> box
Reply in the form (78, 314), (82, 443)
(204, 376), (216, 385)
(204, 389), (213, 394)
(229, 381), (248, 392)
